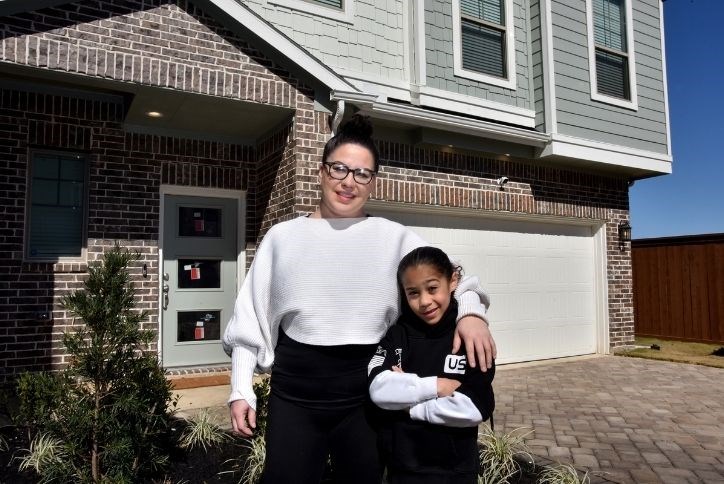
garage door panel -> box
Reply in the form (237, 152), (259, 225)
(374, 210), (599, 364)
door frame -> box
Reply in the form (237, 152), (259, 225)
(366, 200), (611, 358)
(158, 185), (246, 366)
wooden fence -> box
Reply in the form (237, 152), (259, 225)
(632, 234), (724, 344)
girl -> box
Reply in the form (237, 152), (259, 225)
(223, 115), (495, 484)
(368, 246), (495, 484)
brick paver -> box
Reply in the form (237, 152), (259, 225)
(494, 356), (724, 483)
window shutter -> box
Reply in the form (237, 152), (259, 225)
(593, 0), (626, 51)
(460, 0), (503, 25)
(461, 20), (506, 78)
(310, 0), (343, 9)
(28, 154), (86, 258)
(593, 0), (630, 100)
(596, 50), (628, 99)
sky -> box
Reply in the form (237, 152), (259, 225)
(629, 0), (724, 239)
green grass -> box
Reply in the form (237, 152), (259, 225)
(616, 336), (724, 368)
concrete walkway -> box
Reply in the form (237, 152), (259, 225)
(175, 355), (724, 483)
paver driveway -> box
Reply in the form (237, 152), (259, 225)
(494, 356), (724, 483)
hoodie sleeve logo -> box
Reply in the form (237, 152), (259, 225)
(444, 354), (467, 374)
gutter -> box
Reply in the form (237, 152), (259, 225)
(332, 91), (549, 147)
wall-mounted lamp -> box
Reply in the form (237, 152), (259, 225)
(618, 221), (632, 249)
(495, 176), (509, 190)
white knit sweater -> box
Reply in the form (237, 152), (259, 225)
(222, 216), (490, 409)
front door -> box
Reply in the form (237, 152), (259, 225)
(162, 194), (238, 367)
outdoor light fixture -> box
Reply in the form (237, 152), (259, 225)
(146, 111), (163, 118)
(618, 221), (632, 248)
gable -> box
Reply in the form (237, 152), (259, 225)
(0, 0), (357, 104)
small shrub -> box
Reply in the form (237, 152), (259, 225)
(16, 245), (175, 483)
(478, 425), (534, 483)
(17, 433), (71, 483)
(179, 410), (230, 452)
(538, 463), (589, 484)
(252, 377), (271, 436)
(240, 436), (266, 484)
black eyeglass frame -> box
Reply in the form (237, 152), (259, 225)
(321, 161), (377, 185)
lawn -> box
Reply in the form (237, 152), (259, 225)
(615, 336), (724, 368)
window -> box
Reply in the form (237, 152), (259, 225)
(452, 0), (516, 89)
(26, 152), (87, 259)
(268, 0), (353, 23)
(587, 0), (638, 109)
(307, 0), (342, 8)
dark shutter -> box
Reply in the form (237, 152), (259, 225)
(593, 0), (630, 100)
(311, 0), (343, 9)
(461, 20), (505, 78)
(28, 153), (86, 258)
(596, 50), (629, 99)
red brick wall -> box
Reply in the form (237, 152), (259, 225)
(0, 0), (306, 110)
(0, 0), (320, 379)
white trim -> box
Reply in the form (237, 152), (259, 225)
(542, 133), (672, 173)
(203, 0), (358, 92)
(659, 0), (672, 157)
(335, 95), (549, 146)
(366, 199), (604, 227)
(593, 223), (610, 355)
(413, 0), (427, 86)
(157, 185), (247, 365)
(267, 0), (354, 23)
(451, 0), (517, 90)
(541, 0), (557, 132)
(402, 0), (411, 85)
(333, 68), (410, 102)
(416, 86), (535, 128)
(586, 0), (638, 111)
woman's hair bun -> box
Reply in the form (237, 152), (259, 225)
(339, 114), (373, 139)
(322, 113), (380, 171)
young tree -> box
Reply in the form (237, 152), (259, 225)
(17, 245), (174, 483)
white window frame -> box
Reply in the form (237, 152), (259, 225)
(24, 150), (89, 262)
(267, 0), (354, 23)
(586, 0), (638, 110)
(451, 0), (517, 90)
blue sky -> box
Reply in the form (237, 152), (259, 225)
(629, 0), (724, 239)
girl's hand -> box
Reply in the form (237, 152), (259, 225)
(437, 377), (461, 397)
(391, 365), (404, 373)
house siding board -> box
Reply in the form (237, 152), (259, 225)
(552, 0), (668, 154)
(241, 0), (408, 82)
(530, 0), (545, 130)
(424, 0), (531, 110)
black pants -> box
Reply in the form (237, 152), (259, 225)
(260, 393), (382, 484)
(386, 470), (477, 484)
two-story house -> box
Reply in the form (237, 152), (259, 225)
(0, 0), (671, 380)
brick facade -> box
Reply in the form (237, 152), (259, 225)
(0, 0), (633, 380)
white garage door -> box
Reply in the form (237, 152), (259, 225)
(374, 209), (599, 364)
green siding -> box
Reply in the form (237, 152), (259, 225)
(552, 0), (668, 153)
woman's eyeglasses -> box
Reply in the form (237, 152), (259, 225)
(322, 161), (376, 185)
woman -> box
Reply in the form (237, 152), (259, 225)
(222, 115), (496, 484)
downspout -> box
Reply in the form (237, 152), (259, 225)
(331, 99), (345, 135)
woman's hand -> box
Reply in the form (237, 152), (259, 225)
(437, 377), (461, 397)
(453, 315), (497, 371)
(229, 399), (257, 437)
